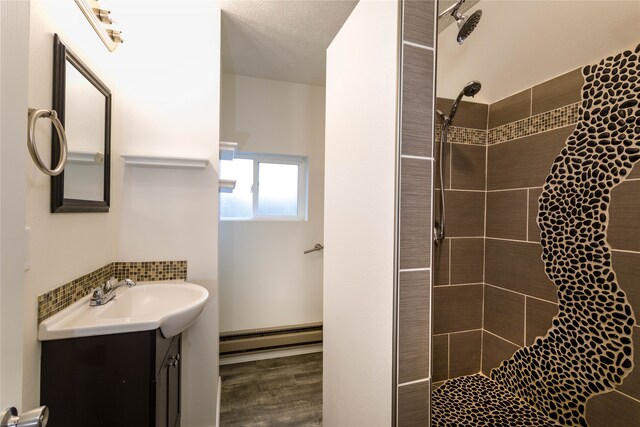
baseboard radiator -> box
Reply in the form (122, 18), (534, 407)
(219, 322), (323, 356)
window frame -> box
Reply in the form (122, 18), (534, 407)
(220, 152), (309, 222)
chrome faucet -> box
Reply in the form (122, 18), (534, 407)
(90, 277), (136, 306)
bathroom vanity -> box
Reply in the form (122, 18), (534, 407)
(41, 329), (181, 427)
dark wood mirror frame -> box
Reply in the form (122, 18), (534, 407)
(51, 34), (111, 213)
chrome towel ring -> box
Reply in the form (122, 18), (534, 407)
(27, 108), (68, 176)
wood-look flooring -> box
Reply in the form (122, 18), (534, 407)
(219, 352), (323, 426)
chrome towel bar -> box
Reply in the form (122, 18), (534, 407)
(304, 244), (324, 254)
(27, 108), (68, 176)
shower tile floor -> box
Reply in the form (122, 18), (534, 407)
(432, 374), (558, 427)
(219, 352), (322, 426)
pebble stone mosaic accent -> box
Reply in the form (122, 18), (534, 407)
(37, 260), (187, 324)
(432, 374), (558, 426)
(491, 45), (639, 426)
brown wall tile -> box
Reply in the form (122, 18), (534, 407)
(629, 164), (640, 179)
(398, 271), (431, 383)
(398, 380), (430, 426)
(486, 190), (528, 240)
(609, 180), (640, 252)
(402, 45), (434, 158)
(433, 238), (449, 286)
(436, 98), (488, 130)
(400, 158), (431, 269)
(451, 144), (486, 190)
(403, 0), (434, 48)
(485, 239), (557, 302)
(488, 89), (531, 129)
(612, 251), (640, 320)
(484, 285), (525, 346)
(432, 334), (449, 382)
(450, 238), (483, 284)
(617, 327), (639, 400)
(449, 330), (481, 378)
(586, 391), (640, 427)
(528, 187), (543, 242)
(482, 331), (520, 375)
(487, 125), (575, 190)
(444, 190), (485, 237)
(525, 297), (557, 346)
(434, 284), (483, 334)
(531, 68), (583, 115)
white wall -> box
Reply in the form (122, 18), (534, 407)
(323, 1), (398, 425)
(24, 0), (121, 410)
(1, 0), (29, 411)
(219, 74), (324, 332)
(114, 3), (221, 426)
(24, 2), (222, 425)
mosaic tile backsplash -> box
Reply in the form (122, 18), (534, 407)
(37, 260), (187, 324)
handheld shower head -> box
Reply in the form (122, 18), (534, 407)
(456, 9), (482, 44)
(445, 80), (482, 125)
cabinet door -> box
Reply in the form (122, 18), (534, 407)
(168, 336), (181, 427)
(155, 357), (169, 427)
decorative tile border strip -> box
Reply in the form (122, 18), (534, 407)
(37, 260), (187, 324)
(113, 260), (187, 283)
(435, 124), (487, 146)
(488, 102), (580, 145)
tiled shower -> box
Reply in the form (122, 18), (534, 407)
(431, 50), (640, 425)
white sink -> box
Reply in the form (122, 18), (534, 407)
(38, 282), (209, 341)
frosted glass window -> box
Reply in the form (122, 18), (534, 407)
(220, 158), (253, 220)
(257, 163), (299, 216)
(219, 152), (307, 221)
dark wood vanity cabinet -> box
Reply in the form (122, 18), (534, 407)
(41, 330), (181, 427)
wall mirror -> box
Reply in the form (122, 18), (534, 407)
(51, 34), (111, 213)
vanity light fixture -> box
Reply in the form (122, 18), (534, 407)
(93, 8), (113, 25)
(75, 0), (123, 52)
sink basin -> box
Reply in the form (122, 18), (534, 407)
(38, 282), (209, 341)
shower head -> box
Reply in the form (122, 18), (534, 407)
(438, 0), (482, 45)
(446, 80), (482, 124)
(456, 9), (482, 44)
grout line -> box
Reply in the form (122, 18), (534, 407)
(400, 154), (434, 161)
(448, 238), (452, 286)
(439, 282), (484, 288)
(398, 267), (430, 273)
(447, 333), (450, 379)
(526, 188), (530, 241)
(529, 87), (533, 116)
(402, 40), (434, 52)
(483, 329), (523, 349)
(398, 377), (431, 387)
(524, 296), (528, 346)
(614, 390), (640, 405)
(433, 328), (483, 337)
(487, 186), (543, 192)
(446, 236), (486, 240)
(611, 248), (640, 255)
(485, 236), (540, 244)
(444, 188), (485, 193)
(484, 282), (558, 305)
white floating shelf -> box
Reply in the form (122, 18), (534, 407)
(219, 179), (236, 193)
(121, 154), (210, 169)
(220, 141), (238, 160)
(68, 150), (104, 164)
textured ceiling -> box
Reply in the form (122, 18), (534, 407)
(437, 0), (640, 104)
(220, 0), (358, 86)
